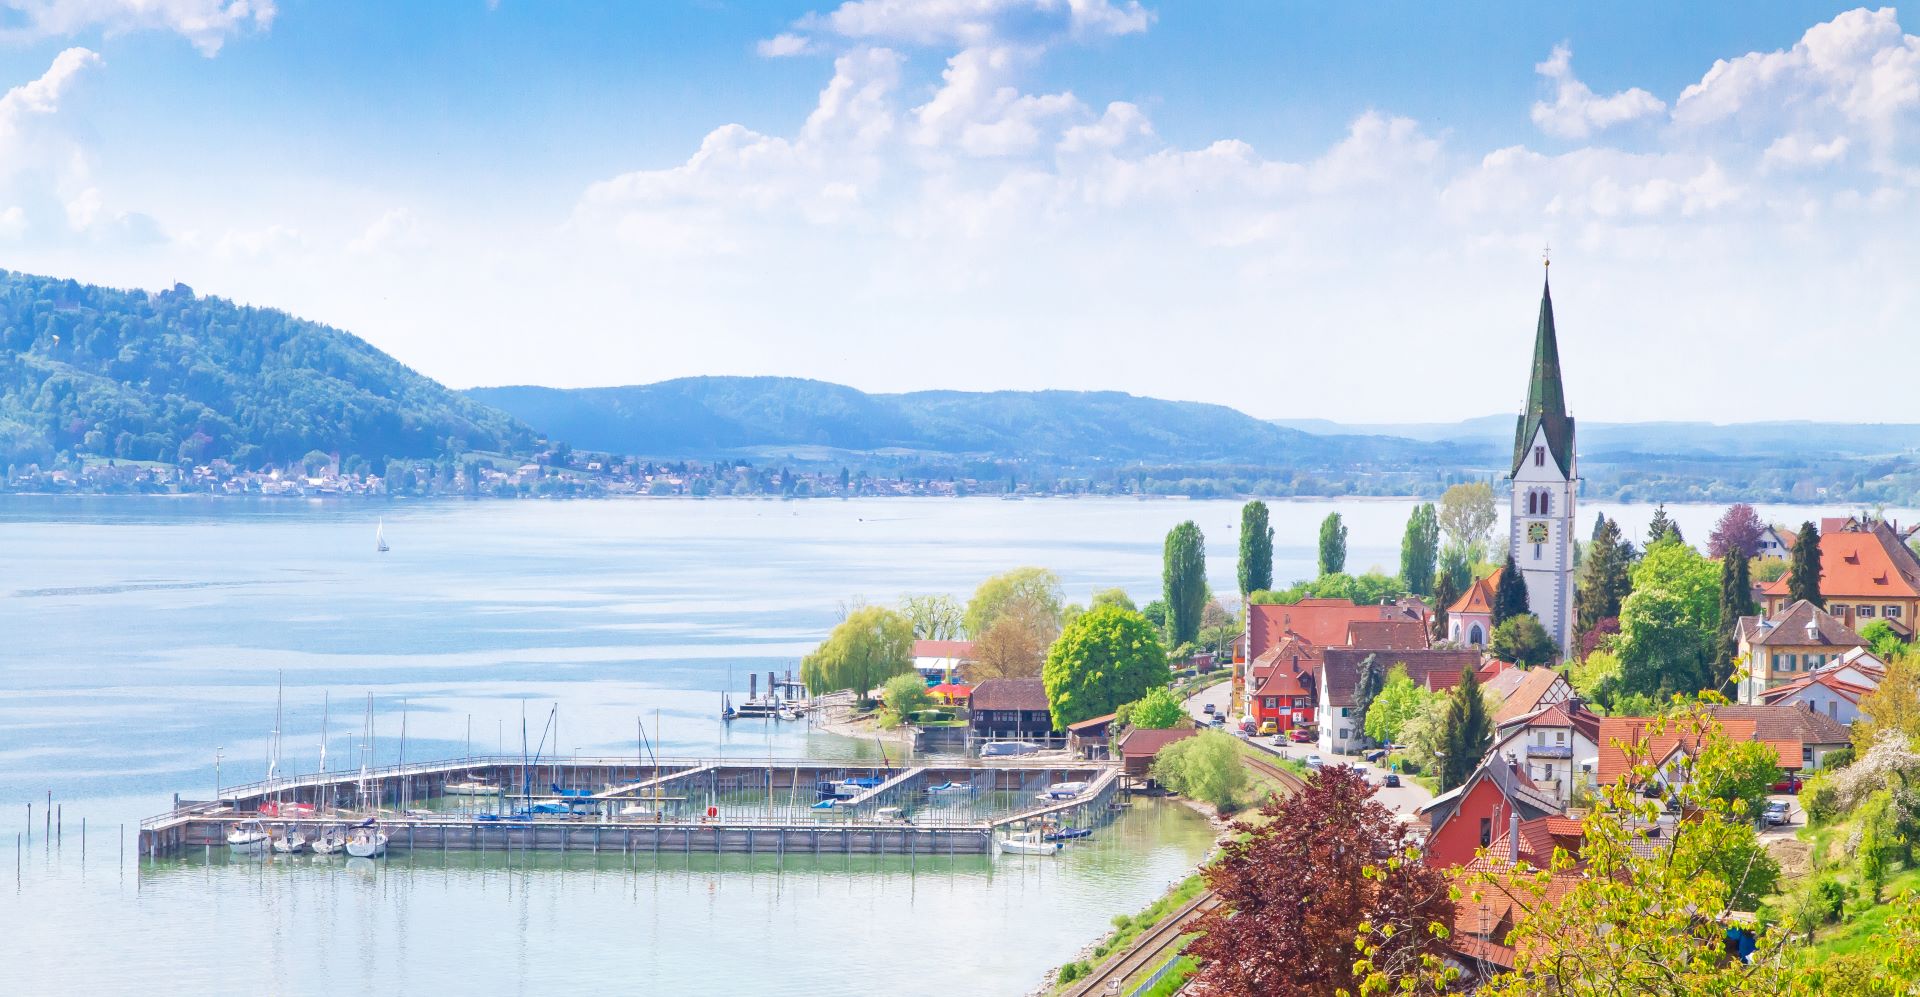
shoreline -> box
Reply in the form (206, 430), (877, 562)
(810, 711), (917, 747)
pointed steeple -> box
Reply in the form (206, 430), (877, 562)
(1512, 268), (1575, 477)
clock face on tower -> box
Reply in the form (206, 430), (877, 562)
(1526, 521), (1549, 544)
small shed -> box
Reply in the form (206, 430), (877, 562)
(1115, 726), (1198, 779)
(1066, 713), (1116, 759)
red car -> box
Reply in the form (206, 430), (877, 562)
(1288, 729), (1313, 743)
(1770, 775), (1803, 794)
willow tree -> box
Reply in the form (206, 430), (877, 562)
(800, 605), (915, 705)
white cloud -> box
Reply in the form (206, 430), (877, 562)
(1057, 100), (1151, 153)
(216, 223), (302, 259)
(1763, 132), (1851, 169)
(0, 46), (99, 123)
(0, 0), (275, 56)
(757, 33), (813, 57)
(348, 208), (429, 255)
(1530, 43), (1665, 139)
(786, 0), (1149, 50)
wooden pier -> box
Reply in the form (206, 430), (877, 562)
(138, 755), (1123, 859)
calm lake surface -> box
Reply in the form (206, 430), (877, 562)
(0, 495), (1905, 994)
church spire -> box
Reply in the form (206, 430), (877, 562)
(1512, 266), (1575, 477)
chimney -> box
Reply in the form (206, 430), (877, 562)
(1509, 811), (1520, 863)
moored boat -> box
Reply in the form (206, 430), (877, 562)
(993, 830), (1062, 856)
(310, 825), (347, 855)
(345, 823), (388, 858)
(227, 819), (271, 857)
(445, 774), (501, 796)
(1037, 780), (1088, 801)
(271, 826), (308, 853)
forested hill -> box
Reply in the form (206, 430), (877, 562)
(467, 377), (1441, 465)
(0, 271), (533, 468)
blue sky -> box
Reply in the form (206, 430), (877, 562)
(0, 2), (1914, 422)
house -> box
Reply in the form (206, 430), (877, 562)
(1418, 754), (1563, 869)
(967, 679), (1057, 743)
(912, 639), (977, 683)
(1450, 814), (1588, 972)
(1317, 648), (1482, 755)
(1491, 700), (1601, 805)
(1246, 636), (1320, 734)
(1238, 602), (1433, 736)
(1756, 524), (1793, 561)
(1760, 670), (1876, 725)
(1067, 713), (1116, 759)
(1116, 727), (1197, 779)
(1485, 667), (1575, 727)
(1734, 600), (1864, 704)
(1345, 619), (1431, 651)
(1447, 571), (1500, 647)
(1595, 706), (1850, 789)
(1759, 519), (1920, 636)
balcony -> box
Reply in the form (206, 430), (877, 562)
(1525, 743), (1573, 758)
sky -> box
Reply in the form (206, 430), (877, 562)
(0, 1), (1917, 422)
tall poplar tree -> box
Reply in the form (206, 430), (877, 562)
(1439, 665), (1492, 792)
(1399, 503), (1439, 596)
(1237, 500), (1273, 596)
(1576, 516), (1634, 634)
(1788, 521), (1823, 608)
(1714, 547), (1755, 690)
(1493, 554), (1529, 626)
(1163, 520), (1208, 647)
(1318, 512), (1348, 577)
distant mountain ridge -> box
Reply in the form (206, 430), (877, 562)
(1272, 416), (1920, 460)
(467, 377), (1442, 465)
(0, 270), (533, 467)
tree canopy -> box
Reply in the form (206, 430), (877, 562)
(1616, 539), (1721, 697)
(1237, 499), (1273, 596)
(1439, 664), (1492, 792)
(1318, 511), (1348, 576)
(1089, 587), (1136, 612)
(1646, 503), (1683, 546)
(1438, 481), (1498, 557)
(1708, 503), (1766, 559)
(800, 605), (915, 702)
(1149, 730), (1244, 811)
(1364, 664), (1441, 745)
(968, 597), (1059, 680)
(1491, 613), (1556, 666)
(1789, 521), (1823, 608)
(1041, 605), (1170, 730)
(1128, 686), (1188, 730)
(898, 594), (964, 641)
(1493, 554), (1529, 626)
(1400, 502), (1439, 596)
(964, 567), (1063, 637)
(1251, 571), (1406, 607)
(1575, 515), (1635, 636)
(1163, 520), (1208, 647)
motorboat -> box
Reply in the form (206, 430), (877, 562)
(619, 803), (661, 818)
(993, 830), (1062, 856)
(271, 826), (308, 854)
(1043, 825), (1093, 842)
(310, 826), (347, 855)
(1038, 781), (1088, 800)
(874, 807), (908, 824)
(925, 781), (965, 794)
(550, 783), (594, 799)
(345, 825), (389, 858)
(227, 820), (272, 857)
(810, 799), (837, 810)
(980, 741), (1041, 758)
(444, 774), (501, 796)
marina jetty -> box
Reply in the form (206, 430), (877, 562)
(139, 755), (1122, 860)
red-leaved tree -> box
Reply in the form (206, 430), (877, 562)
(1707, 503), (1766, 560)
(1187, 765), (1455, 997)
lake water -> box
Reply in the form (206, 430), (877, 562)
(0, 495), (1905, 995)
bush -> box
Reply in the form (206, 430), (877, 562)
(1057, 961), (1086, 984)
(1811, 875), (1853, 924)
(1110, 913), (1133, 931)
(1821, 745), (1854, 771)
(1150, 731), (1246, 812)
(1802, 774), (1841, 825)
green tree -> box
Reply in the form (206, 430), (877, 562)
(879, 672), (932, 725)
(899, 594), (964, 641)
(1438, 542), (1473, 595)
(1788, 520), (1823, 608)
(1437, 481), (1497, 558)
(1363, 665), (1439, 744)
(1646, 503), (1683, 546)
(964, 567), (1063, 637)
(1430, 571), (1458, 643)
(1859, 619), (1904, 660)
(1399, 502), (1439, 596)
(1237, 500), (1273, 596)
(1090, 587), (1136, 612)
(1351, 654), (1388, 741)
(800, 605), (916, 705)
(1438, 665), (1491, 792)
(1714, 547), (1755, 690)
(1692, 727), (1781, 823)
(1042, 605), (1171, 730)
(1491, 613), (1555, 666)
(1575, 515), (1634, 634)
(1251, 571), (1407, 607)
(1318, 512), (1348, 576)
(1128, 687), (1187, 730)
(1493, 553), (1529, 626)
(1163, 520), (1208, 647)
(1616, 539), (1721, 697)
(1148, 731), (1245, 812)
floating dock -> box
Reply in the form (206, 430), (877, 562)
(139, 755), (1122, 859)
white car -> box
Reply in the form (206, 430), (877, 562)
(1305, 754), (1323, 769)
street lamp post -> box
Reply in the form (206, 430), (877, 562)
(215, 747), (224, 799)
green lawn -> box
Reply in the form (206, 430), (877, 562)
(1050, 874), (1207, 994)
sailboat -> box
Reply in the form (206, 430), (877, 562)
(311, 825), (348, 855)
(345, 818), (388, 858)
(227, 819), (272, 857)
(375, 519), (390, 553)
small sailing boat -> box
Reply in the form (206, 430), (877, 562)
(445, 773), (501, 797)
(311, 825), (348, 855)
(375, 519), (390, 553)
(993, 829), (1062, 856)
(271, 826), (308, 854)
(345, 821), (388, 858)
(227, 819), (272, 857)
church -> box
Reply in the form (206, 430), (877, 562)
(1507, 265), (1578, 657)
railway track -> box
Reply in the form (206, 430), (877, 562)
(1240, 748), (1309, 794)
(1061, 890), (1222, 997)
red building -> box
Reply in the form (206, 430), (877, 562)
(1237, 598), (1431, 734)
(1418, 755), (1562, 870)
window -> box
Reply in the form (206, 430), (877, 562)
(1887, 606), (1903, 619)
(1263, 697), (1278, 709)
(1535, 446), (1545, 467)
(1479, 818), (1493, 847)
(1338, 728), (1350, 739)
(1803, 747), (1814, 764)
(1556, 730), (1566, 744)
(1858, 605), (1876, 619)
(1777, 653), (1796, 672)
(1340, 707), (1350, 717)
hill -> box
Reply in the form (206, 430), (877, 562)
(1273, 415), (1920, 460)
(467, 377), (1439, 466)
(0, 271), (533, 468)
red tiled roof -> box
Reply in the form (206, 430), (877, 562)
(1247, 599), (1426, 660)
(968, 678), (1049, 711)
(1347, 619), (1431, 651)
(1115, 726), (1197, 759)
(913, 639), (977, 659)
(1759, 525), (1920, 600)
(1450, 570), (1499, 615)
(1248, 637), (1321, 697)
(1066, 712), (1116, 732)
(1701, 704), (1851, 745)
(1736, 601), (1863, 649)
(1596, 717), (1759, 783)
(1490, 669), (1569, 726)
(1512, 701), (1601, 743)
(1320, 648), (1483, 703)
(1760, 672), (1874, 707)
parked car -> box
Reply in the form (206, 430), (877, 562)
(1288, 729), (1312, 743)
(1239, 719), (1257, 734)
(1362, 748), (1388, 764)
(1764, 800), (1792, 826)
(1383, 773), (1401, 788)
(1306, 754), (1323, 769)
(1770, 775), (1803, 794)
(1259, 719), (1278, 736)
(1202, 703), (1216, 716)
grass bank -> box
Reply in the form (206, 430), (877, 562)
(1050, 873), (1207, 994)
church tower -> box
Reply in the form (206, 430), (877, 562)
(1509, 263), (1577, 658)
